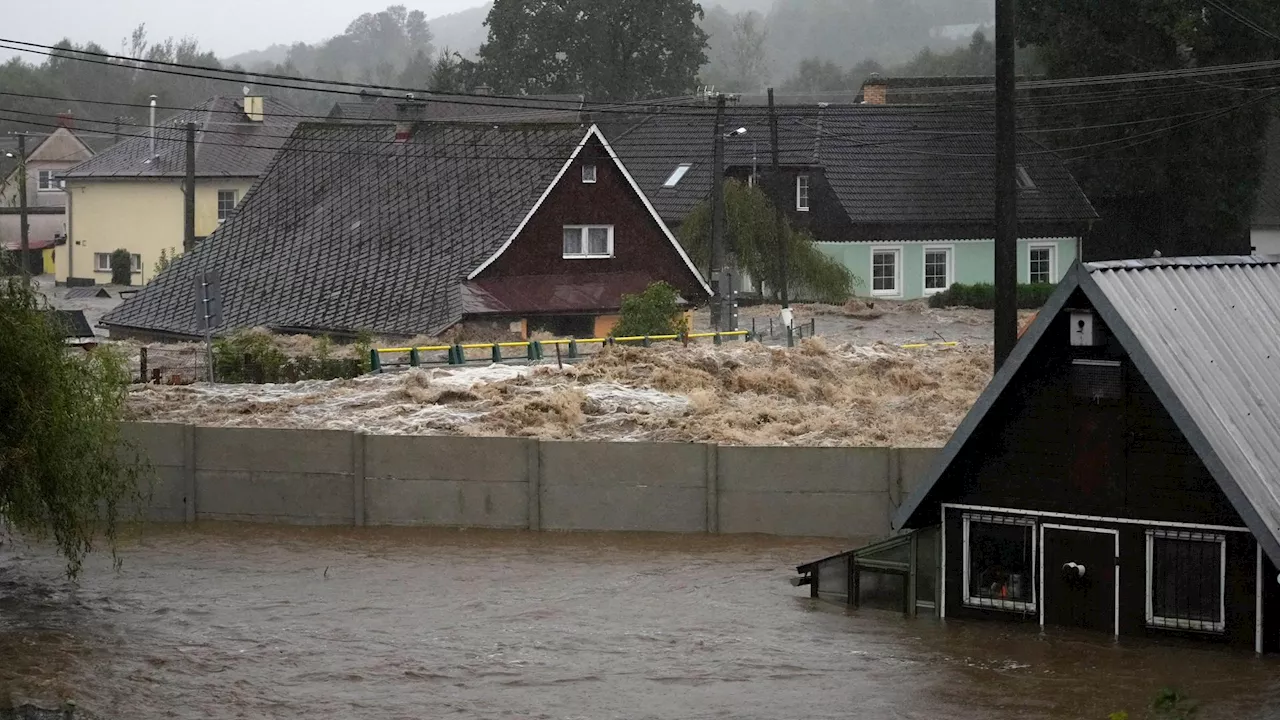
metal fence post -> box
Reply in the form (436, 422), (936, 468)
(369, 349), (382, 373)
(568, 338), (579, 359)
(409, 348), (420, 367)
(492, 344), (502, 364)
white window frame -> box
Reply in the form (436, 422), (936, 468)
(562, 225), (614, 259)
(869, 246), (902, 297)
(581, 163), (597, 184)
(921, 245), (954, 295)
(217, 189), (238, 223)
(663, 163), (693, 188)
(93, 252), (142, 273)
(37, 170), (60, 192)
(796, 174), (810, 212)
(1145, 529), (1227, 633)
(1028, 243), (1057, 284)
(962, 513), (1038, 613)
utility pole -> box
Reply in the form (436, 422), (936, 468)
(768, 88), (791, 331)
(184, 122), (196, 254)
(14, 133), (30, 278)
(710, 94), (727, 331)
(993, 0), (1018, 369)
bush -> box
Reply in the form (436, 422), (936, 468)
(611, 282), (690, 338)
(927, 282), (1056, 310)
(212, 328), (364, 383)
(1, 277), (142, 577)
(110, 248), (133, 285)
(154, 247), (181, 276)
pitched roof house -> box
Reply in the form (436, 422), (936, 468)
(100, 122), (707, 340)
(608, 105), (1097, 299)
(58, 96), (301, 286)
(800, 256), (1280, 652)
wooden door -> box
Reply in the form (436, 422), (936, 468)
(1042, 525), (1118, 635)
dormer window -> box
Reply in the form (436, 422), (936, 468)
(582, 164), (597, 184)
(663, 163), (693, 188)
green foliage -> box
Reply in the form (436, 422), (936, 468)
(0, 278), (142, 577)
(212, 329), (364, 384)
(353, 330), (374, 374)
(476, 0), (709, 100)
(110, 248), (133, 286)
(612, 282), (690, 338)
(153, 248), (181, 276)
(927, 282), (1057, 310)
(679, 180), (855, 304)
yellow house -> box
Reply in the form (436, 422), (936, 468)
(58, 96), (299, 285)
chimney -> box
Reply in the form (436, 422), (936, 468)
(56, 112), (74, 129)
(149, 95), (157, 159)
(473, 84), (494, 96)
(394, 102), (417, 143)
(244, 96), (265, 122)
(862, 73), (887, 105)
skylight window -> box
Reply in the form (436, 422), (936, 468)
(663, 163), (693, 188)
(1016, 164), (1037, 191)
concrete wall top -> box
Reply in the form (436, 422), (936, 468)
(717, 446), (891, 493)
(194, 426), (353, 474)
(539, 440), (709, 488)
(365, 435), (531, 483)
(121, 421), (186, 467)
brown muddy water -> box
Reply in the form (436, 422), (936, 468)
(2, 525), (1279, 720)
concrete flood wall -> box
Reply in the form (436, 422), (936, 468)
(122, 423), (939, 539)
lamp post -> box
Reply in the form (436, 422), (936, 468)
(716, 126), (748, 332)
(4, 140), (29, 278)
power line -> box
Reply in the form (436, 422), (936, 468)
(1203, 0), (1280, 44)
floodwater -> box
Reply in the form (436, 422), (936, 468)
(2, 525), (1279, 720)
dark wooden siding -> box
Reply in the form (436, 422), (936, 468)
(477, 137), (705, 301)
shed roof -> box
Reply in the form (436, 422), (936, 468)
(896, 255), (1280, 565)
(606, 105), (1097, 230)
(63, 96), (301, 179)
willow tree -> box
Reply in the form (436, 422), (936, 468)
(0, 278), (141, 577)
(679, 180), (855, 304)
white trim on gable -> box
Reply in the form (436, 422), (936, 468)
(466, 125), (712, 296)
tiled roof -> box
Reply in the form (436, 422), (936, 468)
(328, 93), (585, 124)
(101, 122), (589, 338)
(607, 105), (1097, 229)
(1254, 118), (1280, 228)
(63, 96), (301, 179)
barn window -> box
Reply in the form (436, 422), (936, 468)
(1072, 359), (1123, 402)
(1146, 529), (1225, 632)
(963, 514), (1036, 613)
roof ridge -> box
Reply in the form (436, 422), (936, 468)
(1085, 256), (1280, 271)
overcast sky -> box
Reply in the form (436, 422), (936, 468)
(2, 0), (481, 61)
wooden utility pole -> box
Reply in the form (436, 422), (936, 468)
(767, 88), (790, 326)
(993, 0), (1018, 368)
(17, 133), (29, 277)
(184, 122), (196, 253)
(710, 94), (727, 331)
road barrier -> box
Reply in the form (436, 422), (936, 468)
(370, 330), (753, 373)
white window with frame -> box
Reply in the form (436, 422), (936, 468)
(1145, 529), (1226, 633)
(37, 170), (60, 192)
(663, 163), (693, 188)
(1028, 244), (1057, 284)
(562, 225), (614, 259)
(870, 247), (901, 297)
(923, 246), (953, 294)
(796, 174), (810, 211)
(963, 513), (1037, 613)
(93, 252), (142, 273)
(581, 163), (597, 184)
(217, 190), (238, 223)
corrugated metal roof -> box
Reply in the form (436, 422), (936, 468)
(1084, 257), (1280, 560)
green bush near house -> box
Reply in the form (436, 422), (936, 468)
(109, 248), (133, 286)
(612, 282), (690, 338)
(213, 328), (364, 383)
(928, 282), (1056, 310)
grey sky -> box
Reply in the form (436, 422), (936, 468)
(2, 0), (482, 61)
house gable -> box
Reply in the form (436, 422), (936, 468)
(897, 259), (1280, 565)
(469, 125), (709, 300)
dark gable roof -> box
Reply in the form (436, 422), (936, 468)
(63, 96), (301, 179)
(607, 105), (1097, 230)
(101, 122), (592, 338)
(1254, 118), (1280, 228)
(328, 93), (585, 124)
(896, 256), (1280, 565)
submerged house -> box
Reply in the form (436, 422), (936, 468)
(798, 256), (1280, 652)
(99, 121), (708, 340)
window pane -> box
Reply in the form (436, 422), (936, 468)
(95, 253), (109, 271)
(857, 569), (907, 611)
(582, 164), (597, 183)
(131, 254), (141, 271)
(1030, 248), (1052, 283)
(563, 228), (583, 255)
(968, 521), (1034, 604)
(872, 252), (896, 291)
(816, 555), (849, 601)
(1151, 536), (1222, 627)
(587, 227), (609, 255)
(925, 250), (948, 290)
